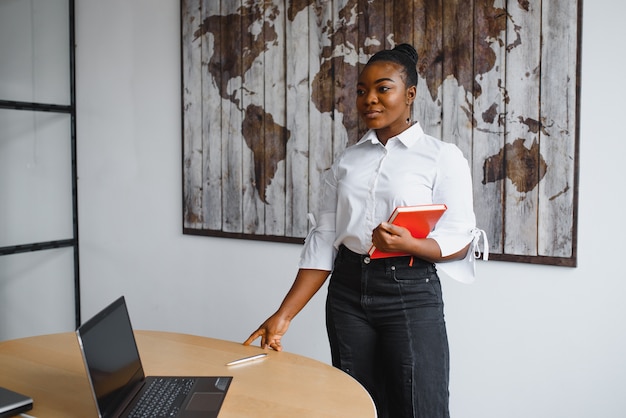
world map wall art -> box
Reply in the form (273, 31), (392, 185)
(181, 0), (582, 266)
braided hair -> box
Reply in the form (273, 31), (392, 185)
(366, 43), (419, 88)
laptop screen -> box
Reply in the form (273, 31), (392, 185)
(77, 296), (145, 418)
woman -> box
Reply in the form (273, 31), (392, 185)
(244, 43), (483, 418)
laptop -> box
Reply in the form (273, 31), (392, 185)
(0, 386), (33, 418)
(76, 296), (232, 418)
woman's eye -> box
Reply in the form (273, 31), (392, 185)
(356, 89), (365, 96)
(378, 86), (390, 93)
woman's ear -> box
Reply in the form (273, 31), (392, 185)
(406, 85), (417, 105)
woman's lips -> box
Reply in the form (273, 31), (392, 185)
(363, 110), (381, 119)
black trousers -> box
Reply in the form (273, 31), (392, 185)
(326, 245), (450, 418)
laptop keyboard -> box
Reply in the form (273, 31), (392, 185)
(127, 377), (197, 418)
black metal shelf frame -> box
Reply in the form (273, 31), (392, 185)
(0, 0), (80, 328)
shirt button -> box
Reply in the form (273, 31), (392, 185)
(363, 257), (371, 264)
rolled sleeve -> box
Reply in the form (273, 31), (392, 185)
(298, 169), (337, 271)
(427, 143), (488, 283)
(437, 228), (489, 284)
(299, 212), (336, 270)
(428, 144), (476, 256)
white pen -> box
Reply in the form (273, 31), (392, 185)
(226, 353), (268, 366)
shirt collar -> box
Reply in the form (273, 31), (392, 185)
(357, 122), (426, 148)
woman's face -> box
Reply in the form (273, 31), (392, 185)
(356, 61), (416, 143)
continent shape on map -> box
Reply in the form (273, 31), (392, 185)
(194, 3), (281, 203)
(482, 138), (547, 193)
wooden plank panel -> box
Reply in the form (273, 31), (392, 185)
(330, 0), (360, 152)
(352, 0), (365, 138)
(285, 0), (311, 238)
(201, 0), (223, 231)
(537, 0), (579, 259)
(240, 1), (265, 235)
(441, 0), (474, 158)
(384, 0), (393, 48)
(181, 0), (203, 229)
(388, 0), (414, 46)
(307, 0), (334, 220)
(472, 0), (507, 252)
(220, 0), (244, 233)
(414, 0), (443, 139)
(503, 0), (542, 255)
(263, 0), (287, 236)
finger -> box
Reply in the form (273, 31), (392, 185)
(381, 222), (404, 236)
(380, 221), (395, 233)
(243, 330), (262, 346)
(268, 339), (283, 352)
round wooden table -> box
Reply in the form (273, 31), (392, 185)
(0, 330), (377, 417)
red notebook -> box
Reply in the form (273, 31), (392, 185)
(368, 204), (447, 259)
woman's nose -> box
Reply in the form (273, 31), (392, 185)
(365, 91), (378, 104)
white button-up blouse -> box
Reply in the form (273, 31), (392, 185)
(299, 122), (487, 283)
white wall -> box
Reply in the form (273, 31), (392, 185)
(74, 1), (626, 417)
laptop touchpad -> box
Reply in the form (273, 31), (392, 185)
(186, 392), (223, 411)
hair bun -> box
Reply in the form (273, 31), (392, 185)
(394, 43), (418, 65)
